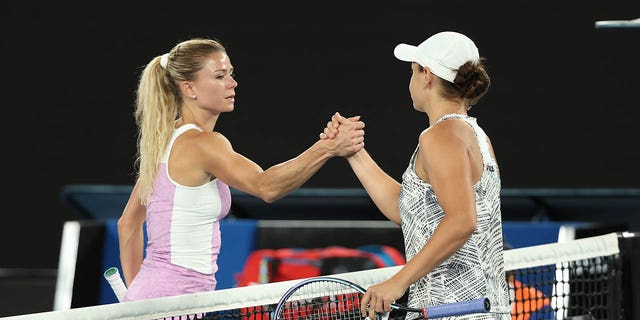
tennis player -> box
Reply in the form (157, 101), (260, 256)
(322, 31), (511, 319)
(118, 37), (365, 301)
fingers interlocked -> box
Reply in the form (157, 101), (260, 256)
(318, 112), (365, 156)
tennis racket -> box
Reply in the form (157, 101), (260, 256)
(273, 276), (490, 320)
(103, 267), (127, 302)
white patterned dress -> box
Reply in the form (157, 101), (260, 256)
(399, 114), (511, 319)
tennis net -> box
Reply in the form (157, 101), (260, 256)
(1, 232), (637, 320)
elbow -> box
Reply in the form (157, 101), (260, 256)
(117, 217), (130, 235)
(254, 185), (283, 204)
(117, 215), (141, 235)
(260, 191), (281, 204)
(461, 218), (476, 239)
(263, 197), (277, 204)
(447, 214), (476, 241)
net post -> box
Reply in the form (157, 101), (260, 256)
(618, 232), (640, 319)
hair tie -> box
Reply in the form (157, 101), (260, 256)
(160, 53), (170, 69)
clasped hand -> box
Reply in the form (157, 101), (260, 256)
(319, 112), (365, 157)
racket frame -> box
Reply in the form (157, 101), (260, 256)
(274, 276), (491, 320)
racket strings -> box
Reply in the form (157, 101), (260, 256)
(278, 281), (365, 320)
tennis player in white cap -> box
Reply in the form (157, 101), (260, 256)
(322, 31), (511, 319)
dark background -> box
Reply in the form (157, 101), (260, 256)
(2, 1), (638, 271)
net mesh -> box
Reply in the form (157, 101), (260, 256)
(3, 232), (631, 320)
(507, 255), (622, 319)
(504, 232), (623, 320)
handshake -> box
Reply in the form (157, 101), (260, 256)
(317, 112), (366, 158)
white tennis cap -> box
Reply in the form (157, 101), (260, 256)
(393, 31), (479, 83)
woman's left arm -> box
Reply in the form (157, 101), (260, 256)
(117, 180), (147, 287)
(397, 122), (477, 284)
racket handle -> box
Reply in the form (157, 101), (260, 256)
(423, 297), (490, 319)
(104, 267), (128, 302)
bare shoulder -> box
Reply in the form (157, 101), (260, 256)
(181, 130), (230, 147)
(173, 129), (234, 158)
(200, 131), (232, 147)
(419, 119), (469, 148)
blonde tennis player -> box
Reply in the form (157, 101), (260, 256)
(118, 37), (365, 301)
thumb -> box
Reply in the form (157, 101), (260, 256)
(332, 112), (351, 124)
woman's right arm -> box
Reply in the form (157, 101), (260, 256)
(197, 116), (364, 204)
(322, 113), (401, 224)
(117, 180), (146, 287)
(346, 149), (401, 224)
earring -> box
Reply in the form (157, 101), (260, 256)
(192, 95), (196, 99)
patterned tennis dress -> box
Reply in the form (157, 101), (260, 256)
(399, 114), (510, 319)
(124, 124), (231, 301)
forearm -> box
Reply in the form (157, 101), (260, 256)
(117, 183), (146, 287)
(117, 221), (144, 286)
(392, 216), (475, 288)
(257, 139), (334, 203)
(227, 114), (363, 202)
(347, 149), (401, 223)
